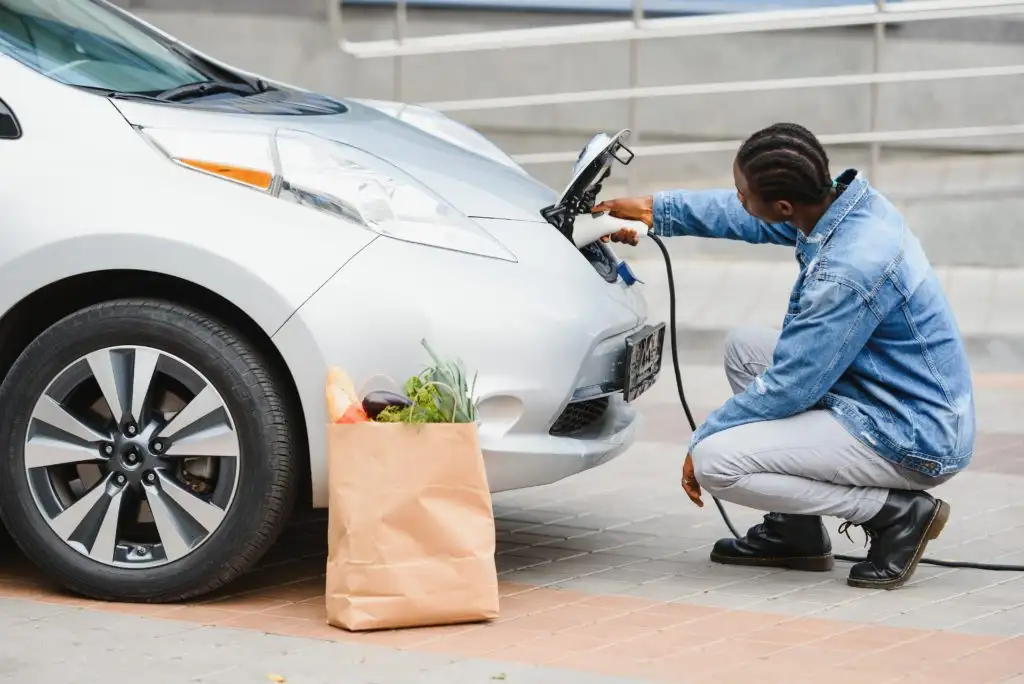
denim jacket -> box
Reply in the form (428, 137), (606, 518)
(653, 169), (975, 477)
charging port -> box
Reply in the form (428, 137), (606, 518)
(540, 129), (634, 246)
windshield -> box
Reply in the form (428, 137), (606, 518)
(0, 0), (210, 93)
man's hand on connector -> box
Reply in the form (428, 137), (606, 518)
(600, 228), (641, 246)
(592, 195), (654, 246)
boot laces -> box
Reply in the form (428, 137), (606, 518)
(747, 513), (778, 539)
(838, 521), (875, 548)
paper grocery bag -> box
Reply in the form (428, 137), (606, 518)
(325, 422), (500, 631)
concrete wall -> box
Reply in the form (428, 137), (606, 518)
(118, 2), (1024, 266)
(121, 6), (1023, 136)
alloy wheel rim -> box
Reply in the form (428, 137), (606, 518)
(24, 345), (241, 569)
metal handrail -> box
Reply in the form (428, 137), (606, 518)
(511, 123), (1024, 165)
(335, 0), (1024, 58)
(421, 63), (1024, 112)
(332, 0), (1024, 187)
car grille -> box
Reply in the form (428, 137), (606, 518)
(549, 396), (610, 437)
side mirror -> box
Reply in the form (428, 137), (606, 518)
(0, 98), (21, 140)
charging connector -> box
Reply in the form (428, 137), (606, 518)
(646, 229), (1024, 572)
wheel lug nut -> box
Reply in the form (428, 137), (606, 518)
(144, 472), (156, 484)
(151, 440), (163, 453)
(102, 444), (114, 456)
(114, 474), (126, 486)
(126, 424), (137, 436)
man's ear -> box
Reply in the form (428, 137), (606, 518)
(774, 200), (794, 218)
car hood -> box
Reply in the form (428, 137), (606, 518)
(110, 96), (557, 224)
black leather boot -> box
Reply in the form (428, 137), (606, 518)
(846, 490), (950, 590)
(710, 512), (834, 571)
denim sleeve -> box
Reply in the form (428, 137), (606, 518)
(688, 276), (884, 452)
(652, 189), (799, 246)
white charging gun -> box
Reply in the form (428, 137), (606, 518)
(569, 211), (650, 249)
(540, 129), (639, 247)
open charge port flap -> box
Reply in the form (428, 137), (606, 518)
(540, 129), (634, 244)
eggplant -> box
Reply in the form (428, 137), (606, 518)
(362, 390), (413, 420)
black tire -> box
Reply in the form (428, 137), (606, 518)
(0, 299), (299, 602)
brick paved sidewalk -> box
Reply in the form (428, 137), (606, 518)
(2, 359), (1022, 683)
(2, 258), (1023, 683)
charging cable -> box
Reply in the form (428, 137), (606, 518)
(646, 229), (1024, 572)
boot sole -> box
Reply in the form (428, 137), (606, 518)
(710, 552), (835, 572)
(847, 498), (951, 591)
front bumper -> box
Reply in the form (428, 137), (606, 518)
(480, 393), (641, 492)
(273, 234), (649, 507)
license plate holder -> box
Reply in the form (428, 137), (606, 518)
(623, 322), (666, 403)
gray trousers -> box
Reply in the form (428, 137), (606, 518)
(690, 327), (953, 524)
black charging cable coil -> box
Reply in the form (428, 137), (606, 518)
(646, 229), (1024, 572)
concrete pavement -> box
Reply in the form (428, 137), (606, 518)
(2, 254), (1023, 683)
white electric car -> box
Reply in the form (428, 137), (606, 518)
(0, 0), (662, 602)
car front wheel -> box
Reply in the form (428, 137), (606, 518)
(0, 299), (298, 602)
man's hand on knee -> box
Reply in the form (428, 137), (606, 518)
(682, 453), (704, 507)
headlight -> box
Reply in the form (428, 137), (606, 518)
(139, 126), (516, 262)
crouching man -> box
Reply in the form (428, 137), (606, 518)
(596, 122), (974, 589)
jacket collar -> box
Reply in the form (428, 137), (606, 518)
(798, 169), (869, 256)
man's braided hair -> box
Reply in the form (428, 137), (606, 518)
(736, 123), (833, 205)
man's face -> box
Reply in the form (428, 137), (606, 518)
(733, 159), (793, 224)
